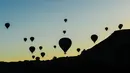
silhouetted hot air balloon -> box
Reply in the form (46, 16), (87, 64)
(39, 46), (43, 50)
(30, 37), (34, 42)
(105, 27), (108, 31)
(63, 30), (66, 34)
(59, 37), (72, 54)
(32, 55), (35, 59)
(77, 48), (81, 52)
(64, 18), (67, 22)
(35, 57), (40, 61)
(118, 24), (123, 29)
(54, 45), (56, 48)
(24, 38), (27, 42)
(91, 34), (98, 43)
(29, 46), (35, 53)
(5, 23), (10, 29)
(41, 52), (45, 57)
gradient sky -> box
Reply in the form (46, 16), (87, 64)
(0, 0), (130, 62)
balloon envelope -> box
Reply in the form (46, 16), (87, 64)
(91, 34), (98, 43)
(105, 27), (108, 31)
(77, 48), (80, 52)
(39, 46), (43, 50)
(54, 45), (56, 48)
(59, 37), (72, 54)
(24, 38), (27, 42)
(64, 19), (67, 22)
(32, 55), (35, 59)
(29, 46), (35, 53)
(118, 24), (123, 29)
(63, 30), (66, 34)
(41, 52), (45, 57)
(5, 23), (10, 29)
(30, 37), (34, 42)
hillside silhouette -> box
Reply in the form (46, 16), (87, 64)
(0, 29), (130, 72)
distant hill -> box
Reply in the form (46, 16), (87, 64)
(0, 29), (130, 72)
(80, 29), (130, 66)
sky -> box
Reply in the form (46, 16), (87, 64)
(0, 0), (130, 62)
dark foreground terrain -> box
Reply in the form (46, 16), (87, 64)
(1, 29), (130, 72)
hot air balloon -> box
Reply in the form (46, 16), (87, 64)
(35, 57), (40, 61)
(24, 38), (27, 42)
(77, 48), (81, 52)
(29, 46), (35, 53)
(105, 27), (108, 31)
(91, 34), (98, 43)
(30, 37), (34, 42)
(64, 18), (67, 23)
(63, 30), (66, 34)
(54, 45), (56, 48)
(41, 52), (45, 57)
(59, 37), (72, 54)
(5, 23), (10, 29)
(32, 55), (35, 59)
(118, 24), (123, 29)
(39, 46), (43, 50)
